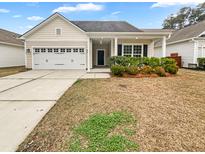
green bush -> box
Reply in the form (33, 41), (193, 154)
(140, 66), (153, 74)
(109, 56), (179, 76)
(161, 57), (176, 66)
(110, 56), (130, 67)
(111, 65), (125, 76)
(197, 58), (205, 69)
(126, 66), (139, 75)
(147, 57), (161, 67)
(164, 64), (179, 74)
(154, 66), (166, 77)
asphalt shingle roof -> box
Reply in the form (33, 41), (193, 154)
(155, 20), (205, 47)
(0, 29), (23, 46)
(71, 21), (142, 32)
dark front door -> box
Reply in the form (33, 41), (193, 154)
(97, 50), (104, 65)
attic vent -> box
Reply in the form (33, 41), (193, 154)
(55, 28), (62, 35)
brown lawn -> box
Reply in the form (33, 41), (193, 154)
(0, 66), (28, 77)
(17, 69), (205, 152)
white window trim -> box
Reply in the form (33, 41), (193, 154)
(96, 49), (106, 66)
(55, 27), (62, 36)
(122, 43), (144, 57)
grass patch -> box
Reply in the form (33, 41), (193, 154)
(68, 112), (138, 152)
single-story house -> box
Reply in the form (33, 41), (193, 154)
(154, 20), (205, 68)
(20, 13), (171, 71)
(0, 29), (24, 68)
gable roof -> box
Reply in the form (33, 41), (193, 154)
(168, 20), (205, 43)
(155, 20), (205, 47)
(71, 21), (142, 32)
(0, 29), (23, 46)
(21, 13), (142, 38)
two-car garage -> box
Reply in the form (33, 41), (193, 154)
(32, 47), (86, 69)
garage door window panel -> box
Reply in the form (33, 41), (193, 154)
(60, 48), (66, 53)
(48, 48), (53, 53)
(34, 48), (40, 53)
(73, 48), (78, 53)
(79, 48), (84, 53)
(54, 48), (59, 53)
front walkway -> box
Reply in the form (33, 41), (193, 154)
(0, 69), (110, 151)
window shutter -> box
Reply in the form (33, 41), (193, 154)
(118, 44), (122, 56)
(143, 44), (148, 57)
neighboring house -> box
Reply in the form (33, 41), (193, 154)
(154, 21), (205, 68)
(20, 13), (171, 71)
(0, 29), (24, 68)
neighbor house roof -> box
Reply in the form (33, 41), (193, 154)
(155, 20), (205, 47)
(0, 29), (23, 46)
(71, 21), (142, 32)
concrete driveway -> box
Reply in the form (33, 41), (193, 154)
(0, 70), (86, 151)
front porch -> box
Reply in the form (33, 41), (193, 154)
(87, 36), (167, 72)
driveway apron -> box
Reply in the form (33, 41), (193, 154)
(0, 70), (85, 151)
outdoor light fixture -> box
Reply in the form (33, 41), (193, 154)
(26, 49), (31, 53)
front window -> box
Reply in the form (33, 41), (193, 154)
(123, 45), (132, 57)
(133, 45), (142, 57)
(123, 44), (143, 57)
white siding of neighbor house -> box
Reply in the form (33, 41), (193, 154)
(0, 43), (24, 68)
(197, 40), (205, 58)
(154, 40), (195, 67)
(25, 16), (88, 68)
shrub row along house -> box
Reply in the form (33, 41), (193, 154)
(1, 12), (205, 70)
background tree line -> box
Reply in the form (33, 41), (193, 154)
(163, 2), (205, 29)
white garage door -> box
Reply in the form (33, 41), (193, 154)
(33, 47), (86, 69)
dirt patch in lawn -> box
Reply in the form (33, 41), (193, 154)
(0, 66), (28, 77)
(17, 69), (205, 152)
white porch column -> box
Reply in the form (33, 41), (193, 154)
(111, 39), (114, 57)
(87, 38), (90, 72)
(162, 36), (166, 57)
(114, 37), (118, 56)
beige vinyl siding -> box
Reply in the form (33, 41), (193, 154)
(26, 16), (88, 41)
(25, 41), (87, 68)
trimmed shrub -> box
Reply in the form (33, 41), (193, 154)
(164, 64), (179, 74)
(197, 58), (205, 69)
(140, 66), (153, 74)
(111, 65), (125, 76)
(154, 66), (166, 77)
(110, 56), (130, 67)
(126, 66), (139, 75)
(147, 57), (161, 67)
(161, 57), (176, 66)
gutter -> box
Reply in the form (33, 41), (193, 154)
(0, 41), (24, 47)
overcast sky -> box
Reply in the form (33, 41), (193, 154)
(0, 2), (200, 34)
